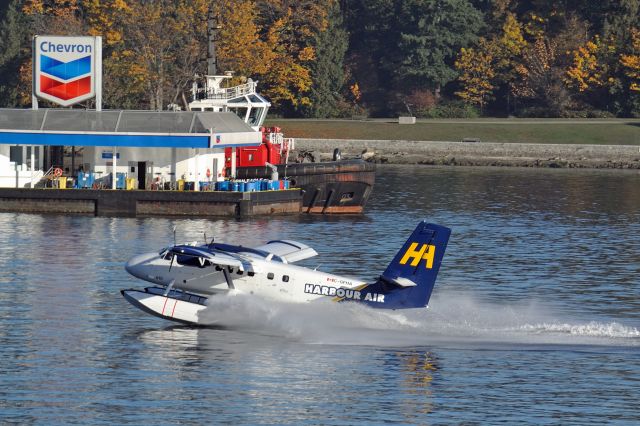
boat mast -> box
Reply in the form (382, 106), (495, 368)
(207, 7), (220, 75)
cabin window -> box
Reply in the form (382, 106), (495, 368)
(282, 275), (289, 282)
(237, 270), (243, 275)
(215, 266), (222, 271)
(267, 272), (274, 280)
(248, 272), (255, 277)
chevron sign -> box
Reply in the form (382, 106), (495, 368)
(34, 35), (101, 107)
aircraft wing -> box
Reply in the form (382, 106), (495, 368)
(254, 240), (318, 263)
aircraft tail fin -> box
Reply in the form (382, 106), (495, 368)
(361, 221), (451, 309)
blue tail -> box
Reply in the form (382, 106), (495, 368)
(358, 221), (451, 309)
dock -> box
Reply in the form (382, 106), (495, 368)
(0, 188), (302, 217)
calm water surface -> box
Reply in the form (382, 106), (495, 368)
(1, 165), (639, 424)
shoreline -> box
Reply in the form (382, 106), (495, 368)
(293, 139), (640, 169)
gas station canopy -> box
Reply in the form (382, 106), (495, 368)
(0, 109), (260, 148)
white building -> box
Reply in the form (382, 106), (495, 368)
(0, 108), (260, 189)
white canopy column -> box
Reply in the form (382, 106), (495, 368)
(30, 146), (35, 188)
(194, 149), (200, 191)
(111, 146), (117, 189)
(231, 147), (237, 178)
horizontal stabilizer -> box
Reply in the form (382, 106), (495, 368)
(383, 276), (417, 287)
(254, 240), (318, 263)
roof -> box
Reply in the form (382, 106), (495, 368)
(0, 109), (260, 148)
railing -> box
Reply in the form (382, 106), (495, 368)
(35, 166), (57, 188)
(194, 81), (257, 101)
(29, 169), (45, 188)
(266, 132), (295, 163)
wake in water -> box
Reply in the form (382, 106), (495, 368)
(199, 290), (640, 347)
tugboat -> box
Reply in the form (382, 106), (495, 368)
(187, 19), (375, 214)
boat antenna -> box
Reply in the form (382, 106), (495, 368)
(172, 225), (177, 246)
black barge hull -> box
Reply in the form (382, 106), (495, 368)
(233, 160), (376, 214)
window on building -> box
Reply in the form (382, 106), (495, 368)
(9, 146), (23, 165)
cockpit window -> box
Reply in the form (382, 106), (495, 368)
(175, 255), (209, 268)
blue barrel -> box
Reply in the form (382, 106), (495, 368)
(184, 181), (194, 191)
(231, 181), (239, 192)
(238, 182), (246, 192)
(283, 180), (290, 189)
(116, 172), (126, 189)
(270, 180), (279, 190)
(245, 182), (255, 192)
(216, 181), (229, 191)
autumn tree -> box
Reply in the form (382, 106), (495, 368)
(246, 0), (334, 114)
(454, 44), (495, 112)
(511, 37), (573, 115)
(565, 37), (606, 93)
(601, 0), (640, 115)
(214, 0), (271, 80)
(455, 12), (526, 114)
(259, 9), (314, 112)
(620, 29), (640, 92)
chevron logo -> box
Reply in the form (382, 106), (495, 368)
(34, 36), (98, 107)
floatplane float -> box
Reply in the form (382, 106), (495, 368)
(121, 221), (451, 325)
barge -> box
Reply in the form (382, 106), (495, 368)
(190, 74), (375, 214)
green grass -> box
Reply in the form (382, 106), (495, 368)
(265, 119), (640, 146)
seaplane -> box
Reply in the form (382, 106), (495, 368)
(121, 221), (451, 325)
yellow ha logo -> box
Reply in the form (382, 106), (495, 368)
(399, 243), (435, 269)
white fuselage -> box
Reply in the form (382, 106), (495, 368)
(125, 251), (375, 305)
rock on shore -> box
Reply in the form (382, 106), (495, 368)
(293, 139), (640, 169)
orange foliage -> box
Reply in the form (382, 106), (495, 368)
(565, 37), (604, 92)
(455, 44), (495, 109)
(620, 29), (640, 92)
